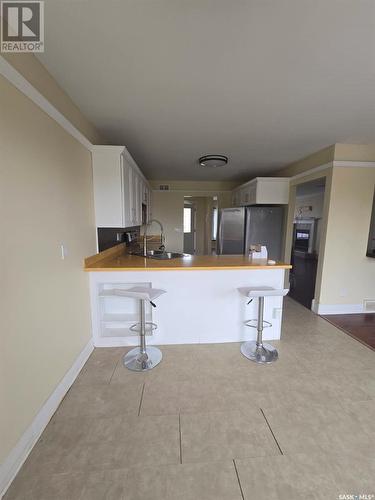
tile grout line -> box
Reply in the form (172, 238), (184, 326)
(108, 358), (121, 384)
(138, 382), (145, 416)
(233, 459), (245, 500)
(178, 413), (182, 464)
(260, 408), (283, 455)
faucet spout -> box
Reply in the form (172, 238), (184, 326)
(143, 219), (165, 256)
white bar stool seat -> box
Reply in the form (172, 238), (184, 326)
(113, 286), (166, 371)
(239, 286), (289, 364)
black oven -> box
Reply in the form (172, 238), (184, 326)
(293, 220), (317, 254)
(294, 228), (310, 251)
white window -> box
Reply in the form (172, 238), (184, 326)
(184, 207), (192, 233)
(212, 206), (218, 240)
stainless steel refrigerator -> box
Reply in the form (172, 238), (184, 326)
(216, 206), (284, 260)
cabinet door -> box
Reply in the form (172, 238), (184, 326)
(131, 171), (138, 226)
(242, 189), (250, 205)
(124, 159), (139, 227)
(121, 155), (133, 227)
(142, 181), (148, 204)
(131, 171), (142, 226)
(247, 183), (257, 205)
(232, 191), (239, 207)
(142, 183), (151, 224)
(147, 186), (152, 222)
(137, 176), (144, 225)
(239, 189), (247, 206)
(92, 150), (124, 227)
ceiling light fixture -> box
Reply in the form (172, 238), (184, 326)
(198, 155), (228, 168)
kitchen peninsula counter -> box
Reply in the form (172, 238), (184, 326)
(84, 244), (292, 271)
(85, 244), (291, 347)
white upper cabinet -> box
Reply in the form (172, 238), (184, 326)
(92, 146), (151, 228)
(121, 156), (135, 227)
(232, 177), (289, 207)
(132, 169), (143, 227)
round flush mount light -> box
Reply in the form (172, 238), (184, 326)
(198, 154), (228, 168)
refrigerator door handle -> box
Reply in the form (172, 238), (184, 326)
(218, 213), (224, 254)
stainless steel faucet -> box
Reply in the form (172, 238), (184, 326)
(143, 219), (165, 256)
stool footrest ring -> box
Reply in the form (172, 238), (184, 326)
(129, 322), (157, 333)
(245, 319), (272, 329)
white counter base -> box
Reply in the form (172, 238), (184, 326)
(89, 268), (287, 347)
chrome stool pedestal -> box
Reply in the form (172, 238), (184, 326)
(113, 286), (166, 372)
(239, 286), (289, 364)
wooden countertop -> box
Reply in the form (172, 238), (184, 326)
(84, 244), (292, 272)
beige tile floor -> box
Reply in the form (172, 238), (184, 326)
(5, 298), (375, 500)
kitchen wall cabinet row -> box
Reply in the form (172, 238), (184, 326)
(92, 146), (151, 228)
(232, 177), (289, 206)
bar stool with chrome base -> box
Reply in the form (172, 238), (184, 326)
(113, 286), (166, 371)
(238, 286), (289, 364)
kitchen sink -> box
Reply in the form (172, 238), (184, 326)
(151, 251), (187, 260)
(132, 250), (189, 260)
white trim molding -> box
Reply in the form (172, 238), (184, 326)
(290, 162), (333, 181)
(290, 159), (375, 182)
(333, 160), (375, 168)
(0, 56), (93, 151)
(151, 189), (233, 193)
(313, 302), (369, 315)
(0, 340), (94, 499)
(0, 56), (150, 185)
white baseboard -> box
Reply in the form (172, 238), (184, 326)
(315, 303), (367, 315)
(94, 331), (281, 347)
(94, 337), (140, 347)
(0, 340), (94, 499)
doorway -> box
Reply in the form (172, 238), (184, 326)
(183, 196), (218, 255)
(183, 201), (196, 254)
(289, 177), (326, 309)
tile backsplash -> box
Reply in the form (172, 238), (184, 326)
(97, 227), (140, 252)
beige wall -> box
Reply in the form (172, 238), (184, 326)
(151, 191), (184, 252)
(186, 197), (213, 255)
(275, 143), (375, 180)
(151, 183), (233, 253)
(334, 143), (375, 162)
(280, 143), (375, 309)
(0, 72), (96, 465)
(274, 145), (335, 178)
(295, 192), (325, 220)
(149, 180), (239, 191)
(2, 53), (104, 145)
(319, 167), (375, 306)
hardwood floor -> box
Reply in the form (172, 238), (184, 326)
(322, 313), (375, 350)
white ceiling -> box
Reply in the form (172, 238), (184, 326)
(38, 0), (375, 181)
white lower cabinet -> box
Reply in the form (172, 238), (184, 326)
(89, 268), (287, 347)
(92, 145), (151, 228)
